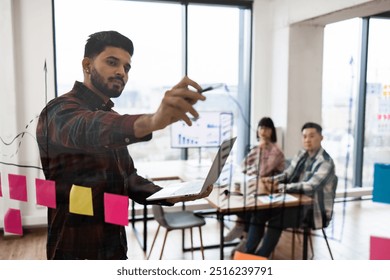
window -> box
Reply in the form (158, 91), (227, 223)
(53, 0), (252, 164)
(322, 18), (361, 188)
(322, 16), (390, 189)
(364, 18), (390, 187)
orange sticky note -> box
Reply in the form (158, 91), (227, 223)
(8, 174), (28, 202)
(35, 178), (56, 208)
(104, 193), (129, 226)
(69, 185), (94, 216)
(4, 208), (23, 235)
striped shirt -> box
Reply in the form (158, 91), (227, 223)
(273, 147), (337, 229)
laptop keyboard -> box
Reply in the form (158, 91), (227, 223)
(171, 181), (203, 195)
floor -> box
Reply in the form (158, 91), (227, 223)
(1, 199), (389, 260)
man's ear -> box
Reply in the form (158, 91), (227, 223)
(82, 57), (91, 74)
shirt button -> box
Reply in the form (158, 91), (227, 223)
(125, 138), (130, 143)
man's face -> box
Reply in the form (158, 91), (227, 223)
(302, 127), (323, 154)
(89, 47), (131, 98)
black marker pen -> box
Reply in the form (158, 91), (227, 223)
(191, 83), (224, 121)
(198, 83), (224, 93)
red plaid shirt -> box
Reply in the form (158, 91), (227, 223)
(36, 81), (163, 259)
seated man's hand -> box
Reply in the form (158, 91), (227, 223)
(166, 185), (213, 204)
(261, 177), (272, 187)
(261, 177), (279, 193)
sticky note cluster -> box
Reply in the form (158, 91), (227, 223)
(1, 172), (130, 236)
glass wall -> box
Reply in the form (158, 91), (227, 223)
(54, 0), (252, 164)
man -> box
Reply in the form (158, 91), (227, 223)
(243, 122), (337, 258)
(36, 31), (210, 259)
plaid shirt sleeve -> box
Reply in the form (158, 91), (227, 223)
(273, 148), (335, 195)
(272, 150), (305, 183)
(40, 94), (151, 153)
(286, 155), (334, 195)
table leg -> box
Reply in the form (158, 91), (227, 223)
(131, 200), (135, 227)
(219, 213), (225, 260)
(131, 200), (148, 252)
(303, 228), (309, 260)
(143, 204), (147, 252)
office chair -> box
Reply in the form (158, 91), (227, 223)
(290, 176), (338, 260)
(147, 205), (206, 260)
(290, 222), (334, 260)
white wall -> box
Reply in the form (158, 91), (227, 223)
(0, 0), (55, 229)
(1, 0), (390, 227)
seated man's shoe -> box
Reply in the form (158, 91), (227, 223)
(224, 222), (245, 242)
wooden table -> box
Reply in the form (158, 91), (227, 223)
(205, 187), (313, 260)
(134, 160), (313, 259)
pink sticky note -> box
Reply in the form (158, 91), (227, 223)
(4, 208), (23, 235)
(8, 174), (28, 202)
(104, 193), (129, 226)
(35, 178), (56, 208)
(370, 236), (390, 260)
(0, 172), (3, 197)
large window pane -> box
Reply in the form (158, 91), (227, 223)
(187, 5), (250, 163)
(188, 5), (239, 162)
(322, 19), (362, 189)
(188, 5), (239, 84)
(364, 18), (390, 187)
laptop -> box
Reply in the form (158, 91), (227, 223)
(146, 137), (237, 201)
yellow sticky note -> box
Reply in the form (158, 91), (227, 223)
(69, 185), (94, 216)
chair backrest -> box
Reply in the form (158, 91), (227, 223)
(151, 205), (169, 228)
(306, 174), (338, 230)
(321, 175), (338, 229)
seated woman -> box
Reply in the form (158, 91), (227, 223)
(224, 117), (285, 253)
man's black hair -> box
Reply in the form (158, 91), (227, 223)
(84, 31), (134, 58)
(301, 122), (322, 134)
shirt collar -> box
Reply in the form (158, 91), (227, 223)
(306, 147), (322, 160)
(73, 81), (114, 111)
